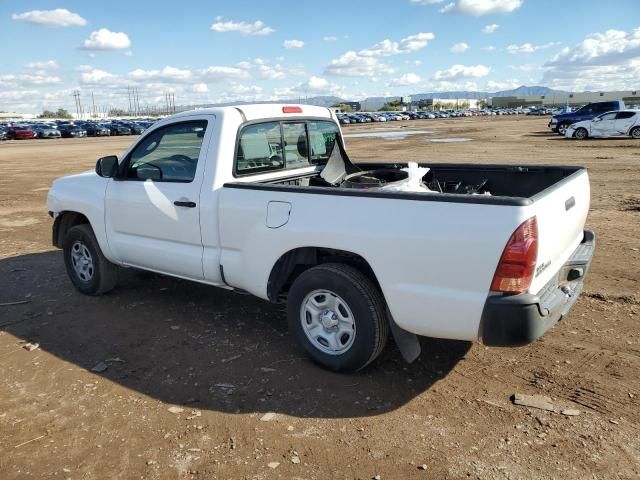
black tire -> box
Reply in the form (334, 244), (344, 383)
(631, 126), (640, 140)
(574, 127), (588, 140)
(287, 263), (389, 372)
(557, 122), (571, 135)
(63, 224), (118, 295)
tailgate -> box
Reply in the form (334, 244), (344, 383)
(528, 169), (590, 294)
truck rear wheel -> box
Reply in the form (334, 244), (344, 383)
(63, 224), (118, 295)
(287, 263), (389, 372)
(558, 122), (571, 135)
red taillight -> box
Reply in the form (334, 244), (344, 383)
(491, 217), (538, 293)
(282, 106), (303, 113)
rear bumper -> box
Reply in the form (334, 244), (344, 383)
(480, 229), (595, 346)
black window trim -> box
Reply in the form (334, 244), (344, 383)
(118, 119), (209, 184)
(232, 116), (340, 178)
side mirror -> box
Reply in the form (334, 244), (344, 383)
(95, 155), (119, 178)
(593, 117), (601, 122)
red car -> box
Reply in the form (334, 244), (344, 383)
(7, 126), (37, 140)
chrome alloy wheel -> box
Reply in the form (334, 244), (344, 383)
(300, 289), (356, 355)
(70, 241), (94, 282)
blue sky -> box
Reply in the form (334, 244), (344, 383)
(1, 0), (639, 113)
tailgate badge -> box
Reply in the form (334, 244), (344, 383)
(535, 261), (551, 277)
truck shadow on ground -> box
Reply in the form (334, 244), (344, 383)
(1, 251), (471, 419)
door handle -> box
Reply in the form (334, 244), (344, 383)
(174, 200), (196, 208)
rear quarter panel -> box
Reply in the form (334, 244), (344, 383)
(218, 188), (526, 341)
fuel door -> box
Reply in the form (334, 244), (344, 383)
(266, 201), (291, 229)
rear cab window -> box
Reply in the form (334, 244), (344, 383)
(235, 119), (339, 176)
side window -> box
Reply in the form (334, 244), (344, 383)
(599, 113), (617, 121)
(616, 112), (636, 120)
(282, 123), (310, 169)
(126, 121), (207, 182)
(236, 122), (283, 174)
(308, 121), (339, 164)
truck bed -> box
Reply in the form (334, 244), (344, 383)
(225, 163), (584, 207)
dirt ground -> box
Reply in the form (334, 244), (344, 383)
(0, 116), (638, 480)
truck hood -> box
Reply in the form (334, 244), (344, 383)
(47, 169), (107, 213)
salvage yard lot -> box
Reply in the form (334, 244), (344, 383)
(0, 115), (638, 479)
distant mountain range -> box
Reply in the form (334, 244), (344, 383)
(181, 86), (569, 112)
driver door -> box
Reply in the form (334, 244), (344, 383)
(105, 117), (213, 279)
(590, 112), (617, 137)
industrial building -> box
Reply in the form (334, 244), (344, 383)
(416, 98), (482, 110)
(490, 90), (640, 108)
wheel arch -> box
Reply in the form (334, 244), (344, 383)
(266, 246), (382, 302)
(52, 211), (91, 248)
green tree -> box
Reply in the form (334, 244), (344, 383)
(55, 108), (73, 119)
(38, 110), (57, 118)
(39, 108), (72, 119)
(109, 108), (127, 117)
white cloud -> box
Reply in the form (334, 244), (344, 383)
(283, 39), (305, 49)
(11, 8), (86, 27)
(542, 26), (640, 90)
(324, 51), (394, 77)
(0, 74), (62, 87)
(410, 0), (445, 4)
(274, 76), (346, 99)
(323, 36), (337, 42)
(434, 64), (490, 80)
(25, 60), (59, 70)
(389, 73), (422, 86)
(422, 80), (480, 91)
(192, 83), (208, 93)
(200, 66), (251, 82)
(482, 23), (499, 33)
(210, 19), (274, 36)
(481, 45), (496, 51)
(324, 32), (433, 77)
(451, 42), (469, 53)
(229, 84), (263, 95)
(440, 0), (523, 16)
(486, 79), (521, 90)
(80, 69), (119, 84)
(129, 66), (193, 82)
(507, 42), (557, 54)
(236, 58), (303, 80)
(82, 29), (131, 50)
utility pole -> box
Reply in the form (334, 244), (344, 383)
(91, 92), (96, 118)
(70, 90), (83, 118)
(127, 86), (132, 115)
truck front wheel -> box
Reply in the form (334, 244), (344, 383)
(287, 263), (389, 372)
(63, 224), (118, 295)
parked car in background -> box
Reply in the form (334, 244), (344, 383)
(549, 100), (625, 134)
(109, 123), (132, 136)
(565, 110), (640, 140)
(83, 124), (111, 137)
(0, 128), (8, 141)
(59, 125), (87, 138)
(6, 126), (37, 140)
(33, 124), (61, 139)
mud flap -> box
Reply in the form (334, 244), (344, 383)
(387, 309), (421, 363)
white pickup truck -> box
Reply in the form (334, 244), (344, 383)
(47, 104), (595, 372)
